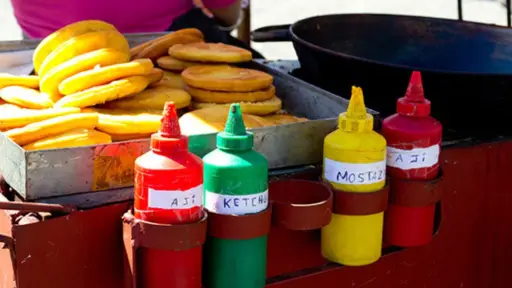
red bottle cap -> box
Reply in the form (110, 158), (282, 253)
(397, 71), (431, 117)
(150, 102), (188, 153)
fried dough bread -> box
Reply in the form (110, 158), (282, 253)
(186, 85), (275, 103)
(182, 65), (273, 92)
(157, 56), (204, 71)
(169, 42), (252, 63)
(179, 106), (273, 135)
(191, 96), (282, 116)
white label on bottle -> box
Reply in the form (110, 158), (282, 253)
(205, 190), (268, 215)
(148, 184), (203, 209)
(386, 145), (440, 170)
(324, 158), (386, 185)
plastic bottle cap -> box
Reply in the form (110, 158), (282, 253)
(150, 101), (188, 153)
(397, 71), (431, 117)
(338, 86), (374, 133)
(217, 104), (254, 150)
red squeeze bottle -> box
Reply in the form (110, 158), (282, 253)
(382, 71), (442, 247)
(134, 102), (204, 288)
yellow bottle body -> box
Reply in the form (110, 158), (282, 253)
(321, 129), (387, 266)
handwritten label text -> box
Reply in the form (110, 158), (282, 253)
(148, 185), (203, 209)
(387, 145), (439, 170)
(324, 158), (386, 185)
(205, 190), (268, 215)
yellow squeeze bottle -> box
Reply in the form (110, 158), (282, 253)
(321, 86), (387, 266)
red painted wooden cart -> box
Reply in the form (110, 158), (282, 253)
(0, 138), (510, 288)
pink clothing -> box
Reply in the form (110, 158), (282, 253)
(11, 0), (237, 39)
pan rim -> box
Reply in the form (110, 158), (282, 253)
(289, 13), (512, 76)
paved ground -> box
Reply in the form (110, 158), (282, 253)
(0, 0), (510, 59)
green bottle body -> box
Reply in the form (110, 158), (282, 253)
(203, 148), (268, 288)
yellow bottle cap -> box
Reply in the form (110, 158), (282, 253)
(338, 86), (374, 132)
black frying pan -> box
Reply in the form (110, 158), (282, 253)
(252, 14), (512, 138)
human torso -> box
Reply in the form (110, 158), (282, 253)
(11, 0), (194, 38)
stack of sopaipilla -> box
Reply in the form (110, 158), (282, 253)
(0, 19), (308, 151)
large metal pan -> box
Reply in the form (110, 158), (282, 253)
(252, 14), (512, 138)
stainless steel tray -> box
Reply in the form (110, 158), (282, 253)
(0, 32), (168, 53)
(0, 34), (378, 201)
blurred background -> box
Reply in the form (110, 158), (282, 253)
(1, 0), (510, 59)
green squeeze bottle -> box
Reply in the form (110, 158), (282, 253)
(203, 104), (269, 288)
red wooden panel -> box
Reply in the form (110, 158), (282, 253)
(0, 207), (14, 287)
(13, 202), (130, 288)
(268, 142), (510, 288)
(1, 141), (511, 288)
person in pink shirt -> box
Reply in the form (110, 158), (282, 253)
(10, 0), (263, 57)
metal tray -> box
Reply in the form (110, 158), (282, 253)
(0, 35), (378, 201)
(0, 32), (168, 53)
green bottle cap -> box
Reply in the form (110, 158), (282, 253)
(217, 104), (254, 150)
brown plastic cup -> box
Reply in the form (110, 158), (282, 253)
(269, 179), (332, 231)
